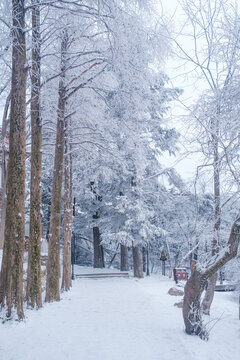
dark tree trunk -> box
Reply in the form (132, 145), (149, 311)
(91, 181), (104, 269)
(132, 245), (144, 278)
(26, 0), (42, 309)
(45, 30), (68, 302)
(142, 246), (146, 273)
(0, 0), (27, 319)
(61, 125), (73, 291)
(93, 226), (104, 268)
(183, 218), (240, 339)
(120, 245), (129, 271)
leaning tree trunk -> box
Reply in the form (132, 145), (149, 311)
(26, 0), (42, 309)
(45, 31), (68, 302)
(61, 124), (73, 291)
(120, 244), (129, 271)
(0, 0), (27, 319)
(202, 123), (220, 315)
(183, 218), (240, 339)
(132, 245), (144, 278)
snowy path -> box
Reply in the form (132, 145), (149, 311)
(1, 273), (239, 360)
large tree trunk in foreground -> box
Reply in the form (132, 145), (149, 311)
(120, 244), (128, 271)
(26, 0), (42, 309)
(202, 128), (220, 315)
(45, 31), (68, 302)
(61, 129), (72, 291)
(132, 245), (144, 278)
(183, 218), (240, 339)
(0, 0), (27, 319)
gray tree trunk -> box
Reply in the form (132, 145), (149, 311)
(45, 30), (69, 302)
(120, 245), (128, 271)
(132, 245), (144, 278)
(0, 0), (27, 319)
(93, 226), (104, 268)
(142, 247), (146, 273)
(61, 123), (73, 291)
(26, 0), (42, 309)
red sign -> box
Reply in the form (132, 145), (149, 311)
(173, 268), (188, 282)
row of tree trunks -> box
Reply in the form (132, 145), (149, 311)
(45, 30), (69, 302)
(0, 0), (27, 319)
(183, 218), (240, 339)
(26, 0), (42, 309)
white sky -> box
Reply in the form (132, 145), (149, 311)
(157, 0), (208, 186)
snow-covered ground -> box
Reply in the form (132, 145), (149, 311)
(0, 266), (239, 360)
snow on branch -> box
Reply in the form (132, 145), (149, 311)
(197, 217), (240, 277)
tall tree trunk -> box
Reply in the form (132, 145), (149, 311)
(0, 92), (11, 250)
(183, 218), (240, 339)
(61, 123), (73, 291)
(202, 124), (220, 315)
(132, 245), (144, 278)
(45, 31), (68, 302)
(120, 244), (128, 271)
(26, 0), (42, 309)
(0, 0), (27, 319)
(130, 173), (143, 278)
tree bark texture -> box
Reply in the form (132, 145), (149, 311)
(202, 272), (218, 316)
(61, 126), (73, 291)
(45, 31), (68, 302)
(0, 155), (8, 251)
(0, 93), (10, 249)
(183, 218), (240, 339)
(120, 244), (129, 271)
(0, 0), (27, 319)
(132, 245), (144, 278)
(26, 0), (42, 309)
